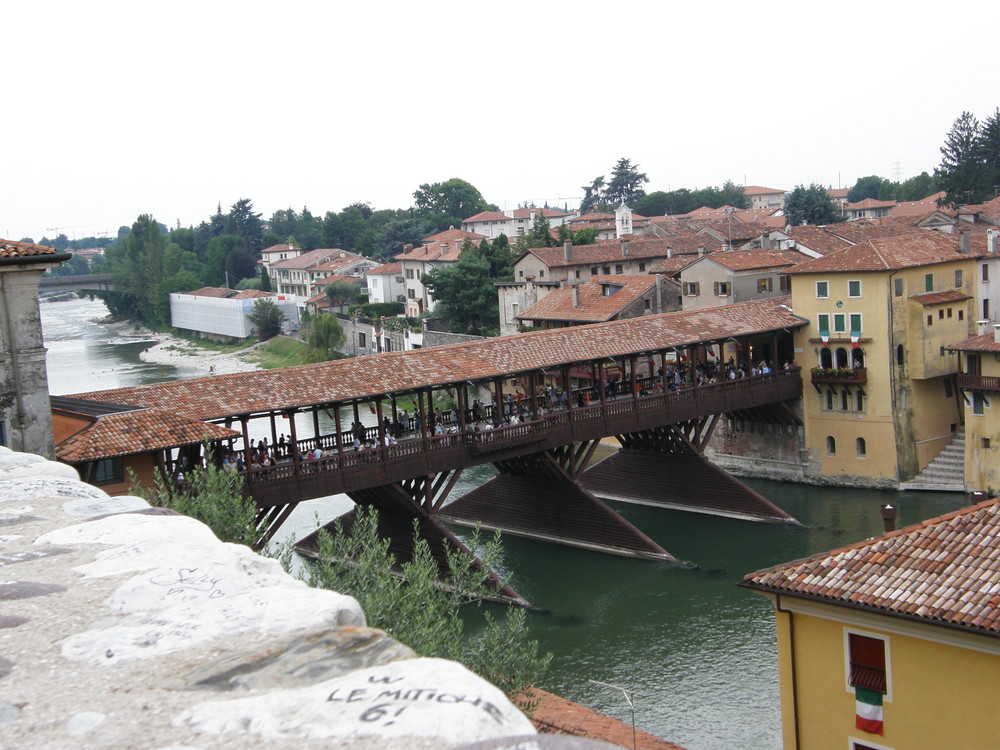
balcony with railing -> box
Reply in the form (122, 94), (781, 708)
(810, 366), (867, 386)
(957, 373), (1000, 392)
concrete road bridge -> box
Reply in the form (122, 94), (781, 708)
(70, 297), (807, 604)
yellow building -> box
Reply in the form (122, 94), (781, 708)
(742, 498), (1000, 750)
(788, 233), (975, 486)
(948, 329), (1000, 494)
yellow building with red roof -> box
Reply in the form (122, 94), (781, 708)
(743, 497), (1000, 750)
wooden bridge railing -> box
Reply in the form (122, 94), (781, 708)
(242, 368), (802, 506)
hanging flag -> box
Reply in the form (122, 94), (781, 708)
(820, 333), (830, 347)
(851, 331), (861, 349)
(855, 686), (884, 734)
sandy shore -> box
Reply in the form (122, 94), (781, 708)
(104, 320), (264, 376)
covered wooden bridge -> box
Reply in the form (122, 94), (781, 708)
(69, 297), (807, 603)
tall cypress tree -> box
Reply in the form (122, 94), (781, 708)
(937, 111), (989, 204)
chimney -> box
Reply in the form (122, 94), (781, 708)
(571, 284), (580, 307)
(654, 274), (663, 314)
(440, 242), (448, 257)
(961, 230), (971, 255)
(667, 245), (673, 259)
(698, 245), (706, 257)
(564, 240), (573, 263)
(994, 324), (1000, 344)
(403, 243), (413, 253)
(880, 504), (897, 533)
(988, 228), (999, 255)
(621, 239), (630, 257)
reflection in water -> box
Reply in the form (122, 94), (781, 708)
(40, 296), (968, 750)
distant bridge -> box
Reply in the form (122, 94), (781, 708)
(39, 274), (113, 292)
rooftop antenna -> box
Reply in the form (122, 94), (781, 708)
(589, 679), (636, 750)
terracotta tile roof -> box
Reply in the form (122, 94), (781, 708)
(422, 228), (488, 243)
(366, 262), (402, 275)
(525, 237), (722, 272)
(67, 297), (806, 422)
(310, 274), (358, 291)
(261, 243), (296, 255)
(822, 221), (926, 245)
(742, 497), (1000, 636)
(649, 255), (699, 275)
(742, 185), (785, 196)
(185, 286), (236, 298)
(396, 230), (487, 263)
(676, 205), (743, 218)
(787, 226), (854, 256)
(0, 239), (59, 258)
(518, 275), (658, 324)
(571, 212), (616, 223)
(891, 192), (949, 217)
(699, 249), (806, 272)
(55, 407), (239, 463)
(462, 210), (509, 223)
(827, 188), (850, 199)
(528, 689), (686, 749)
(845, 197), (897, 210)
(788, 232), (971, 274)
(312, 256), (373, 274)
(910, 289), (971, 305)
(510, 207), (571, 219)
(270, 248), (357, 270)
(948, 332), (1000, 353)
(958, 195), (1000, 220)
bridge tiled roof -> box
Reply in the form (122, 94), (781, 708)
(55, 407), (239, 462)
(742, 497), (1000, 636)
(68, 297), (805, 422)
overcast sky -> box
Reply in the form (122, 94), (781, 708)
(5, 1), (998, 243)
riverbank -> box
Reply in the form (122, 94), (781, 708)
(102, 318), (264, 376)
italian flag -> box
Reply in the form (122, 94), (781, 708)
(855, 686), (884, 734)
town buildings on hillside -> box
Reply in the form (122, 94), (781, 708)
(269, 248), (376, 299)
(461, 207), (573, 238)
(395, 227), (487, 316)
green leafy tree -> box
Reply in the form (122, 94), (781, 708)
(784, 184), (844, 227)
(260, 264), (272, 291)
(604, 157), (649, 206)
(247, 297), (285, 340)
(203, 235), (252, 287)
(304, 507), (551, 700)
(423, 244), (497, 333)
(308, 312), (345, 360)
(226, 198), (264, 251)
(980, 108), (1000, 200)
(480, 234), (515, 280)
(371, 217), (433, 262)
(573, 227), (599, 245)
(325, 280), (360, 310)
(897, 172), (939, 201)
(848, 175), (894, 202)
(132, 458), (258, 548)
(937, 111), (989, 205)
(579, 175), (606, 213)
(413, 178), (491, 232)
(528, 212), (555, 247)
(106, 214), (168, 325)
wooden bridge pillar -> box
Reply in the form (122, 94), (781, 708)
(437, 441), (677, 562)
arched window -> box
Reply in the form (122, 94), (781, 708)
(852, 349), (865, 368)
(820, 348), (833, 368)
(835, 347), (849, 369)
(827, 436), (836, 456)
(855, 390), (865, 411)
(826, 389), (834, 410)
(857, 437), (867, 457)
(896, 344), (905, 366)
(841, 389), (850, 411)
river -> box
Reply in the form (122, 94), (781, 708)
(39, 296), (967, 750)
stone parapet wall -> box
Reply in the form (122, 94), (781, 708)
(0, 447), (536, 749)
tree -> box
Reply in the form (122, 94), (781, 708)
(578, 176), (606, 214)
(325, 280), (360, 310)
(848, 175), (894, 203)
(937, 111), (989, 205)
(980, 108), (1000, 200)
(784, 184), (843, 227)
(308, 313), (345, 360)
(132, 457), (257, 548)
(897, 172), (939, 201)
(226, 198), (264, 251)
(573, 227), (598, 245)
(413, 178), (491, 232)
(422, 244), (497, 334)
(304, 507), (551, 701)
(528, 212), (555, 248)
(247, 298), (285, 340)
(259, 264), (272, 292)
(203, 235), (252, 287)
(604, 157), (649, 206)
(480, 234), (515, 280)
(106, 214), (168, 325)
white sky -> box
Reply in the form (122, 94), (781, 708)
(5, 1), (998, 242)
